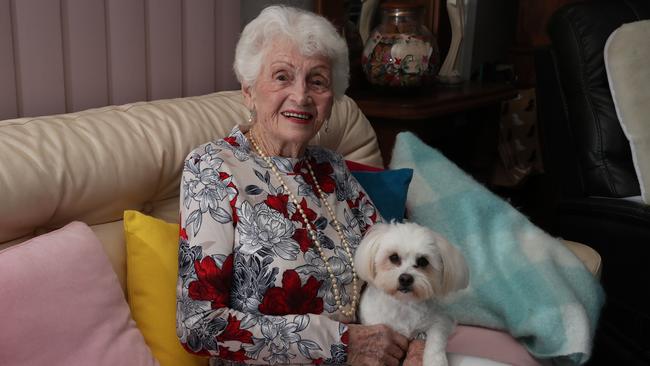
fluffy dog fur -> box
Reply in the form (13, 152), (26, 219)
(355, 222), (470, 366)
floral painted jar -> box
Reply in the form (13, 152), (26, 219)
(361, 1), (440, 88)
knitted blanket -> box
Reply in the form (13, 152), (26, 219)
(389, 132), (604, 364)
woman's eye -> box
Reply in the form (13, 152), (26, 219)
(389, 253), (401, 265)
(310, 77), (329, 89)
(415, 257), (429, 268)
(274, 72), (289, 82)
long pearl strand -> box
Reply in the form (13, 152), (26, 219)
(248, 131), (359, 318)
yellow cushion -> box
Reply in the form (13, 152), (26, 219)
(123, 210), (208, 366)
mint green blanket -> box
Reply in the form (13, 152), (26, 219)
(389, 132), (604, 364)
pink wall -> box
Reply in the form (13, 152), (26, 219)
(0, 0), (241, 120)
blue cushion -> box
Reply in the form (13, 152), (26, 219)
(351, 168), (413, 222)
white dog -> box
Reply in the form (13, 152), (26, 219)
(355, 222), (470, 366)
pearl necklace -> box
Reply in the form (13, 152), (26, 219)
(248, 131), (359, 318)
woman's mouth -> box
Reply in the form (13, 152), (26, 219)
(281, 111), (313, 124)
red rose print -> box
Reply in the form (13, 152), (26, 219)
(230, 197), (239, 225)
(347, 191), (378, 225)
(288, 198), (319, 252)
(341, 330), (349, 345)
(217, 314), (254, 344)
(346, 191), (366, 210)
(265, 193), (290, 218)
(258, 270), (323, 315)
(180, 226), (188, 240)
(295, 159), (336, 194)
(290, 198), (318, 225)
(218, 171), (239, 225)
(218, 346), (250, 362)
(223, 136), (240, 147)
(293, 228), (312, 253)
(188, 254), (233, 309)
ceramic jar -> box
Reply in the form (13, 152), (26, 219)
(361, 1), (440, 88)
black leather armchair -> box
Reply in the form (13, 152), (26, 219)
(535, 0), (650, 364)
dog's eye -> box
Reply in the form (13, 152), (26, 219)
(415, 257), (429, 268)
(389, 253), (401, 265)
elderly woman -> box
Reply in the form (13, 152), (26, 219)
(176, 5), (420, 366)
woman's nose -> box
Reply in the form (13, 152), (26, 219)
(291, 81), (312, 106)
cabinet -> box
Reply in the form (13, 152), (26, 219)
(348, 82), (516, 183)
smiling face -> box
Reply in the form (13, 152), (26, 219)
(243, 39), (334, 157)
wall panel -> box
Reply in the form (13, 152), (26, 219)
(62, 0), (109, 112)
(13, 0), (66, 117)
(106, 0), (147, 105)
(147, 0), (183, 100)
(183, 0), (216, 97)
(215, 0), (240, 91)
(0, 0), (18, 120)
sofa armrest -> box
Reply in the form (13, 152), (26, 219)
(563, 240), (602, 279)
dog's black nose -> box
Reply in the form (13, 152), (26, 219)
(398, 273), (414, 287)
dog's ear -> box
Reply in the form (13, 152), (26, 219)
(435, 232), (470, 295)
(354, 223), (387, 282)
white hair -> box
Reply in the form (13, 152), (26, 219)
(233, 5), (349, 98)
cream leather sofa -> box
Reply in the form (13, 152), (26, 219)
(0, 91), (382, 289)
(0, 90), (601, 363)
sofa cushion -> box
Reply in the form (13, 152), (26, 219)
(605, 19), (650, 204)
(0, 221), (158, 366)
(123, 210), (208, 366)
(346, 160), (413, 222)
(447, 325), (542, 366)
(353, 169), (413, 222)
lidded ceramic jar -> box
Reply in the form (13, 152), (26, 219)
(361, 0), (440, 88)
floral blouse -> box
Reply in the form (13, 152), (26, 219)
(176, 127), (381, 365)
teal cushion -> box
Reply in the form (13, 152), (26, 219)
(351, 168), (413, 222)
(389, 132), (604, 364)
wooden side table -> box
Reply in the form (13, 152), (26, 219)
(348, 81), (517, 183)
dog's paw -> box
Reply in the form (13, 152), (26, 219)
(422, 351), (448, 366)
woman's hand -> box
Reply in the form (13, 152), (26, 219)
(346, 324), (409, 366)
(402, 339), (425, 366)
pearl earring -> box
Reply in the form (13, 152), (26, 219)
(324, 119), (330, 133)
(247, 108), (256, 125)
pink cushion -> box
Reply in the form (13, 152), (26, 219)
(0, 221), (159, 366)
(447, 325), (542, 366)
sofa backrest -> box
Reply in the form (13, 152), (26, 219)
(539, 0), (650, 198)
(0, 91), (382, 290)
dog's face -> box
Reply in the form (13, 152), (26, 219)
(355, 222), (469, 302)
